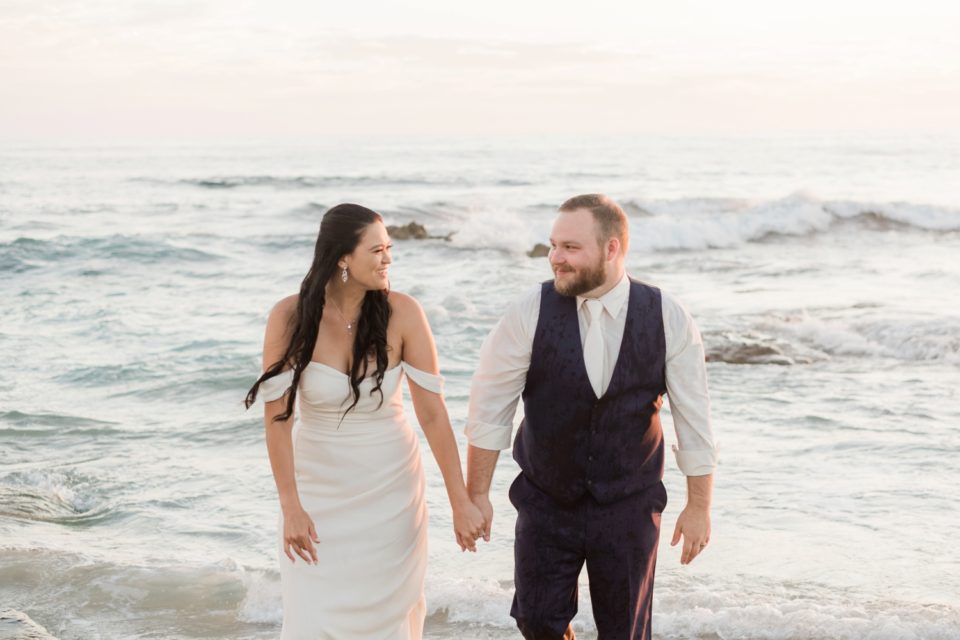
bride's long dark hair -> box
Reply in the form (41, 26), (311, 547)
(245, 203), (391, 423)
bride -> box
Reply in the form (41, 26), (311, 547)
(245, 203), (485, 639)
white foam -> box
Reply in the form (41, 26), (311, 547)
(424, 574), (598, 633)
(426, 576), (514, 627)
(624, 193), (829, 251)
(417, 193), (960, 254)
(7, 548), (957, 638)
(0, 609), (57, 640)
(236, 565), (283, 624)
(654, 577), (960, 640)
(769, 312), (960, 364)
(827, 199), (960, 231)
(418, 573), (960, 638)
(446, 204), (537, 254)
(5, 470), (100, 515)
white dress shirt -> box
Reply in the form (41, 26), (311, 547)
(466, 273), (718, 476)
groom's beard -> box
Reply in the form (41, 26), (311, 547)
(553, 256), (606, 297)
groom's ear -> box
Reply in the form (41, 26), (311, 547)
(606, 236), (621, 262)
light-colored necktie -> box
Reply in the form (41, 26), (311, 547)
(583, 299), (605, 397)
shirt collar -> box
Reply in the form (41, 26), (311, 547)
(577, 272), (629, 318)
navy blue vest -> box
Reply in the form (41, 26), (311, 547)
(513, 278), (667, 504)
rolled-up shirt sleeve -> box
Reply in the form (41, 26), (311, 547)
(466, 287), (539, 450)
(662, 292), (719, 476)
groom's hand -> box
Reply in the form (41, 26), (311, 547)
(670, 505), (711, 565)
(470, 493), (494, 542)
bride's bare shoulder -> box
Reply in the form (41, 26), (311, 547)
(265, 294), (299, 337)
(269, 294), (299, 318)
(387, 289), (422, 310)
(387, 290), (427, 324)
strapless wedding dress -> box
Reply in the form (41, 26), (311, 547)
(261, 360), (442, 639)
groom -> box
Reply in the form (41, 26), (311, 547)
(466, 194), (718, 639)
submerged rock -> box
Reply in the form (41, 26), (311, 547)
(703, 331), (820, 366)
(527, 243), (550, 258)
(706, 342), (795, 365)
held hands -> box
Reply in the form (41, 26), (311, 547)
(283, 506), (320, 565)
(670, 504), (711, 565)
(470, 493), (494, 543)
(460, 494), (493, 551)
(452, 498), (487, 552)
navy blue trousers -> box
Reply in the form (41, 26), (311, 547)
(509, 474), (667, 640)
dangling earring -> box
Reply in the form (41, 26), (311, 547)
(341, 267), (348, 283)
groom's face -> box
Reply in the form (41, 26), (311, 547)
(549, 208), (607, 297)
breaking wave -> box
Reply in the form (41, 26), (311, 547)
(706, 312), (960, 365)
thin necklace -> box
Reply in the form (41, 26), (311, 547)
(327, 298), (358, 335)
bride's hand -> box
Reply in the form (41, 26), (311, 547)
(283, 507), (320, 564)
(452, 499), (486, 553)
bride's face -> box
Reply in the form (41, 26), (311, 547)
(340, 221), (392, 290)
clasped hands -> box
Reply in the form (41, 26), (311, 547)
(452, 495), (489, 552)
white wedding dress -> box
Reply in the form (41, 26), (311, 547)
(261, 360), (442, 640)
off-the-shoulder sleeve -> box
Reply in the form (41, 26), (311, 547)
(260, 369), (294, 402)
(401, 361), (444, 394)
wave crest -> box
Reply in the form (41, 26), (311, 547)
(0, 234), (223, 273)
(134, 174), (471, 189)
(709, 312), (960, 365)
(626, 193), (960, 251)
(0, 470), (110, 525)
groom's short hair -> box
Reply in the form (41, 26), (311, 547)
(559, 194), (629, 252)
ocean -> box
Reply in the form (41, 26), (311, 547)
(1, 134), (959, 639)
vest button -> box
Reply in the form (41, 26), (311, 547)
(588, 455), (594, 462)
(586, 479), (593, 486)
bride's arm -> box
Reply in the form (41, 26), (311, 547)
(392, 292), (486, 552)
(262, 295), (318, 564)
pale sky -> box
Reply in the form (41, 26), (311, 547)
(1, 0), (959, 140)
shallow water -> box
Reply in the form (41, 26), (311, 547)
(2, 134), (959, 639)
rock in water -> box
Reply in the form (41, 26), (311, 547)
(386, 222), (429, 240)
(527, 243), (550, 258)
(386, 222), (455, 241)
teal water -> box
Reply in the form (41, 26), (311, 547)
(2, 135), (959, 639)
